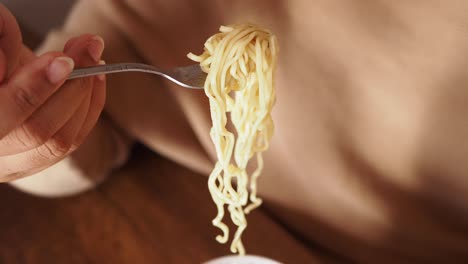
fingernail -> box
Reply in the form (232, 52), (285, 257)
(47, 57), (74, 84)
(97, 60), (106, 81)
(88, 36), (104, 62)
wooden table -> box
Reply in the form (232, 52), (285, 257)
(0, 147), (321, 263)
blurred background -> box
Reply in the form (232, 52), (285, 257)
(2, 0), (74, 37)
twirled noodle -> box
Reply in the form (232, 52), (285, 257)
(188, 23), (278, 255)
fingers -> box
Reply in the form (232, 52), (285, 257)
(75, 74), (106, 144)
(64, 34), (104, 65)
(62, 85), (94, 146)
(0, 52), (74, 139)
(62, 34), (106, 144)
(0, 76), (105, 182)
(0, 35), (105, 155)
(0, 4), (23, 79)
(0, 73), (90, 155)
(0, 33), (106, 182)
(41, 87), (93, 159)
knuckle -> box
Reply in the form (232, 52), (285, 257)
(40, 136), (72, 159)
(20, 121), (52, 147)
(9, 128), (35, 149)
(12, 84), (40, 112)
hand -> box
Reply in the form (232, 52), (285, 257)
(0, 4), (106, 182)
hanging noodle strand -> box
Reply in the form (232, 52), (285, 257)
(188, 23), (278, 255)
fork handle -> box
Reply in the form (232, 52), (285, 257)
(68, 63), (163, 80)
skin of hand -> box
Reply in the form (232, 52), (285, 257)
(0, 4), (106, 182)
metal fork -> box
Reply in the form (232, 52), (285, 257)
(67, 63), (206, 89)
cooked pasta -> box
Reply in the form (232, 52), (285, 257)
(188, 23), (278, 255)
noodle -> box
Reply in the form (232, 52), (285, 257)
(188, 23), (278, 255)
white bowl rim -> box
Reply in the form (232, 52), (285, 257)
(204, 255), (282, 264)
